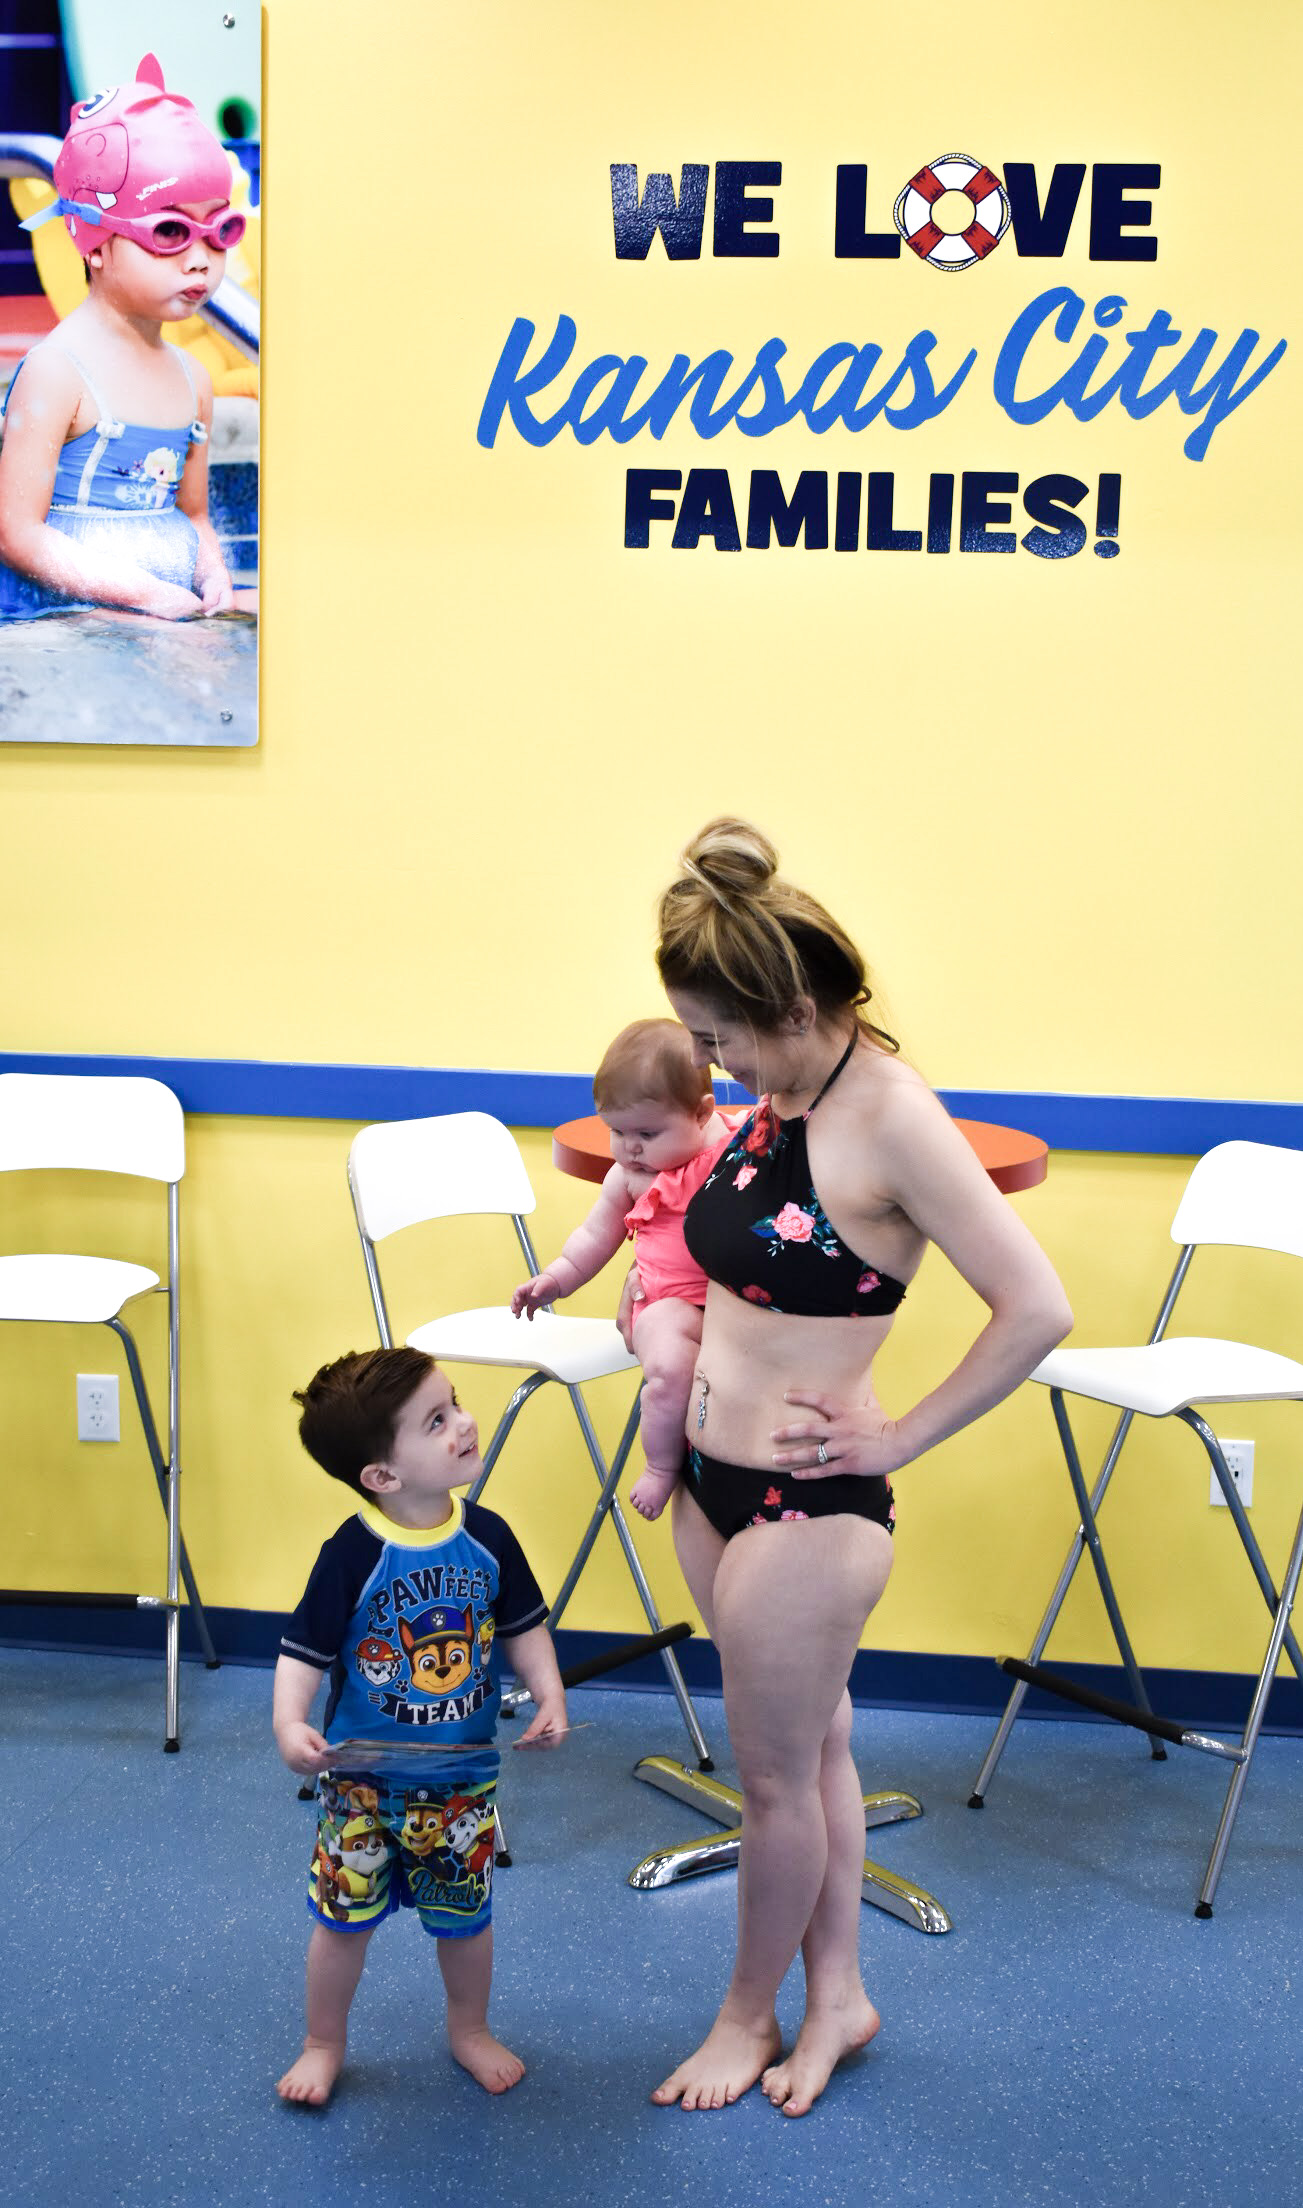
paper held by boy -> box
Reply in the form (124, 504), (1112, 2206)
(323, 1728), (587, 1769)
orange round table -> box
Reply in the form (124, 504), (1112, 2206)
(553, 1111), (1048, 1193)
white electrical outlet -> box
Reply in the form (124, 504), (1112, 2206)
(76, 1373), (120, 1443)
(1210, 1438), (1253, 1509)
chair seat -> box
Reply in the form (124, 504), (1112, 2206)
(1032, 1335), (1303, 1418)
(0, 1252), (159, 1323)
(407, 1306), (638, 1384)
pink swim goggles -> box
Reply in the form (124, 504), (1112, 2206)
(51, 198), (246, 256)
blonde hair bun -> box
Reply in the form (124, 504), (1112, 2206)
(657, 817), (898, 1053)
(681, 817), (779, 908)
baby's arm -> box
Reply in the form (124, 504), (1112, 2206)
(0, 349), (201, 617)
(501, 1624), (568, 1747)
(511, 1164), (632, 1318)
(272, 1652), (335, 1777)
(175, 356), (234, 615)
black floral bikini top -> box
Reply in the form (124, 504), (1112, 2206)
(682, 1032), (907, 1319)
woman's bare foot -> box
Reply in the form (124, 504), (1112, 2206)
(651, 2013), (783, 2110)
(629, 1465), (679, 1521)
(277, 2038), (345, 2107)
(761, 1996), (880, 2117)
(449, 2022), (526, 2094)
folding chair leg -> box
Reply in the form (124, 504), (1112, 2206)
(564, 1384), (714, 1770)
(164, 1454), (180, 1751)
(465, 1374), (549, 1502)
(110, 1319), (219, 1677)
(970, 1396), (1161, 1806)
(546, 1396), (642, 1629)
(1051, 1390), (1167, 1753)
(1182, 1414), (1303, 1681)
(1196, 1498), (1303, 1915)
(464, 1371), (714, 1768)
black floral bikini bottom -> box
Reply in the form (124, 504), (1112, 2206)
(683, 1447), (896, 1543)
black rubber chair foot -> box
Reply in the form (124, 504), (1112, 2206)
(1151, 1745), (1169, 1761)
(495, 1850), (513, 1869)
(698, 1756), (715, 1772)
(297, 1784), (317, 1801)
(164, 1737), (179, 1754)
(967, 1793), (985, 1808)
(205, 1659), (222, 1671)
(1195, 1901), (1213, 1919)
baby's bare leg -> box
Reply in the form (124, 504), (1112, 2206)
(629, 1298), (704, 1519)
(438, 1927), (525, 2094)
(278, 1921), (375, 2107)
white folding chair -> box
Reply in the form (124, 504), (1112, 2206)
(969, 1140), (1303, 1915)
(0, 1073), (217, 1750)
(347, 1111), (713, 1770)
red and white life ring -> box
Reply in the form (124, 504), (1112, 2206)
(893, 154), (1010, 272)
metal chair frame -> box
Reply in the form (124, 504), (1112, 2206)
(969, 1139), (1303, 1915)
(0, 1073), (218, 1750)
(347, 1111), (713, 1779)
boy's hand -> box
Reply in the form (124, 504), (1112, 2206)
(511, 1271), (559, 1321)
(275, 1720), (335, 1778)
(513, 1694), (568, 1749)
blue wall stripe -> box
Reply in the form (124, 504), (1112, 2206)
(1, 1051), (1299, 1155)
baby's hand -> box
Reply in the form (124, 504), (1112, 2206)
(196, 566), (235, 616)
(615, 1264), (644, 1352)
(275, 1721), (334, 1778)
(511, 1272), (559, 1321)
(136, 576), (204, 620)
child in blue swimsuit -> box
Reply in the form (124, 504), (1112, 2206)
(0, 54), (244, 622)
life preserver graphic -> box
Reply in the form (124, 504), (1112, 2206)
(893, 154), (1010, 272)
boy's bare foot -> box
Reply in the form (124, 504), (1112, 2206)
(277, 2038), (346, 2107)
(761, 1995), (880, 2117)
(629, 1465), (679, 1521)
(450, 2023), (526, 2094)
(651, 2014), (783, 2110)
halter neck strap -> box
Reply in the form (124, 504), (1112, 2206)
(805, 1028), (858, 1116)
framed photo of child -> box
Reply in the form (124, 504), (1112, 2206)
(0, 3), (259, 745)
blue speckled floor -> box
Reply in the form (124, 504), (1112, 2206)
(3, 1648), (1300, 2208)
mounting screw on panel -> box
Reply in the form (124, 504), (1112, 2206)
(1210, 1439), (1254, 1509)
(76, 1374), (120, 1442)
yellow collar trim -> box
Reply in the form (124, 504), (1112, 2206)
(358, 1495), (464, 1549)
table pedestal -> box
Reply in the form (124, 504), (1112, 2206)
(627, 1755), (952, 1935)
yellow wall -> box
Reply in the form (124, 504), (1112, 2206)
(2, 2), (1301, 1676)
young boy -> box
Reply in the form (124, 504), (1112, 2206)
(274, 1347), (566, 2107)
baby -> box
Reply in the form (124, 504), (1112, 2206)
(513, 1019), (731, 1519)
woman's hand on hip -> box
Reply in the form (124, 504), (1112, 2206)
(771, 1389), (906, 1479)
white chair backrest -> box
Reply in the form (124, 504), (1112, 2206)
(349, 1112), (537, 1242)
(0, 1073), (184, 1183)
(1170, 1140), (1303, 1260)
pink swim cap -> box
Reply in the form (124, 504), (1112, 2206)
(52, 52), (232, 258)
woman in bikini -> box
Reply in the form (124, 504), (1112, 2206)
(646, 818), (1072, 2118)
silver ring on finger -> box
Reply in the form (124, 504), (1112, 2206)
(816, 1440), (829, 1466)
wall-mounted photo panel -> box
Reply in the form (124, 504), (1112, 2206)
(0, 1), (258, 744)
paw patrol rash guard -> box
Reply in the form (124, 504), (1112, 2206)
(280, 1497), (547, 1783)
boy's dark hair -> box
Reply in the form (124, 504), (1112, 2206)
(293, 1346), (434, 1494)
